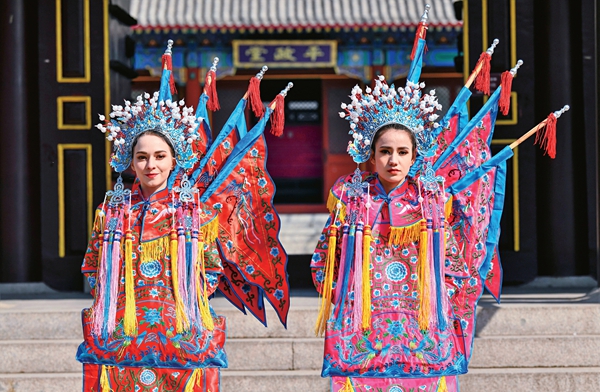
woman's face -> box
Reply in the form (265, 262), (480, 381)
(131, 134), (175, 198)
(370, 128), (415, 193)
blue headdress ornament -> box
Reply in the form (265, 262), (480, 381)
(96, 41), (200, 173)
(340, 75), (443, 164)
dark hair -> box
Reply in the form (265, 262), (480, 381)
(371, 123), (417, 160)
(131, 128), (175, 156)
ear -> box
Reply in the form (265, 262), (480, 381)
(171, 157), (176, 170)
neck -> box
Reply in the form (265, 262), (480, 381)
(379, 176), (407, 194)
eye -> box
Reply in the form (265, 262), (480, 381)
(156, 154), (166, 159)
(136, 155), (147, 161)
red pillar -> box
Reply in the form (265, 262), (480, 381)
(185, 67), (201, 110)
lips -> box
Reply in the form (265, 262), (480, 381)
(145, 173), (158, 179)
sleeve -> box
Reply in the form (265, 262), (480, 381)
(444, 218), (470, 278)
(311, 214), (337, 294)
(81, 207), (104, 297)
(202, 239), (224, 296)
(311, 173), (350, 295)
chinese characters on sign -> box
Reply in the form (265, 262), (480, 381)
(233, 40), (337, 68)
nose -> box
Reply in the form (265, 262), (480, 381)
(146, 156), (157, 169)
(388, 152), (399, 166)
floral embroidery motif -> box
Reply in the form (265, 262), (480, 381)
(139, 260), (162, 279)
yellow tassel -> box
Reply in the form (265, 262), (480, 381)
(97, 233), (104, 270)
(361, 224), (372, 330)
(94, 210), (105, 267)
(315, 225), (338, 336)
(445, 195), (453, 220)
(93, 209), (105, 232)
(341, 377), (355, 392)
(201, 217), (219, 244)
(184, 368), (203, 392)
(197, 232), (214, 331)
(100, 365), (112, 392)
(388, 220), (421, 246)
(327, 191), (346, 223)
(418, 220), (430, 331)
(437, 376), (448, 392)
(123, 230), (137, 336)
(140, 236), (170, 263)
(170, 229), (189, 333)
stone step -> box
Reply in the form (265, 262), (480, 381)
(2, 298), (600, 340)
(0, 338), (323, 374)
(460, 367), (600, 392)
(469, 335), (600, 368)
(2, 334), (600, 374)
(474, 302), (600, 337)
(1, 368), (600, 392)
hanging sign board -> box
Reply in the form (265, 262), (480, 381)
(233, 40), (337, 68)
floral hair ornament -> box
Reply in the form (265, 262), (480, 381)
(96, 41), (201, 173)
(340, 75), (443, 163)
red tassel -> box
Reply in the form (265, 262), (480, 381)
(498, 71), (513, 116)
(269, 94), (285, 137)
(410, 22), (428, 61)
(474, 52), (492, 95)
(161, 54), (177, 95)
(247, 77), (265, 117)
(205, 70), (220, 111)
(534, 113), (557, 159)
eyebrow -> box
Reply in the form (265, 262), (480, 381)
(378, 145), (411, 149)
(135, 150), (168, 154)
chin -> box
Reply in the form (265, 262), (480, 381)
(387, 175), (405, 184)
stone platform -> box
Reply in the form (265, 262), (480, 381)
(0, 283), (599, 391)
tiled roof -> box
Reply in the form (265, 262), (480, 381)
(130, 0), (461, 30)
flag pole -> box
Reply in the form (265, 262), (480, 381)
(509, 105), (570, 150)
